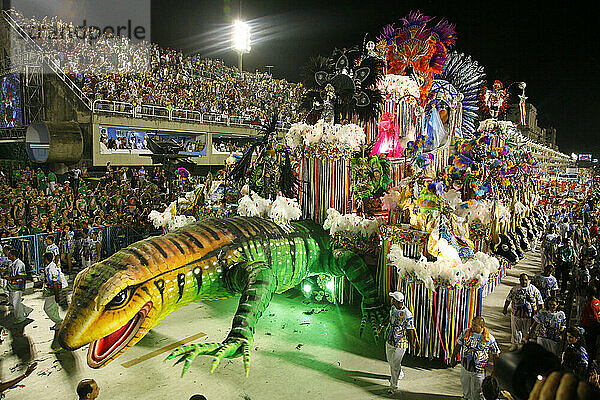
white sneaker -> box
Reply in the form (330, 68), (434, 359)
(398, 370), (405, 380)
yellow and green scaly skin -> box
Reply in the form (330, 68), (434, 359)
(58, 216), (386, 376)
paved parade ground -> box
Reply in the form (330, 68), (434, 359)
(0, 251), (541, 400)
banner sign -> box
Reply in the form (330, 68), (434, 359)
(99, 125), (207, 156)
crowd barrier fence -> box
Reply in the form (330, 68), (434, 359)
(1, 225), (161, 276)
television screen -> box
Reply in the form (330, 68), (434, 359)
(0, 74), (24, 128)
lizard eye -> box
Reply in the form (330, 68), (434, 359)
(107, 287), (132, 310)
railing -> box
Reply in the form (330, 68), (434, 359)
(201, 112), (228, 125)
(92, 100), (134, 116)
(137, 104), (170, 119)
(92, 99), (292, 130)
(171, 108), (203, 123)
(1, 10), (92, 110)
(0, 225), (161, 275)
(0, 127), (26, 142)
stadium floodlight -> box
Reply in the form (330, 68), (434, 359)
(232, 20), (251, 72)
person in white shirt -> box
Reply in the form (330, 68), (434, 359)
(45, 235), (60, 265)
(71, 167), (82, 193)
(541, 226), (559, 271)
(384, 291), (420, 394)
(80, 230), (93, 270)
(0, 244), (11, 298)
(42, 252), (64, 330)
(558, 218), (570, 239)
(3, 249), (33, 323)
(502, 274), (544, 350)
(139, 166), (146, 185)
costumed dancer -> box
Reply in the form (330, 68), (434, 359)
(42, 252), (64, 330)
(532, 264), (559, 302)
(526, 296), (566, 356)
(228, 116), (298, 201)
(450, 316), (500, 400)
(502, 274), (544, 351)
(260, 138), (282, 200)
(177, 168), (191, 193)
(384, 291), (419, 395)
(481, 80), (509, 119)
(371, 112), (402, 157)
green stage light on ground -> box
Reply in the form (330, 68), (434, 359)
(303, 284), (312, 293)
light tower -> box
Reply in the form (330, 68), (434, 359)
(232, 20), (251, 72)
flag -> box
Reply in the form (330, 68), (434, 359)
(519, 95), (527, 125)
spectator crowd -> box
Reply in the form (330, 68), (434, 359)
(9, 10), (304, 125)
(212, 137), (254, 154)
(0, 163), (168, 241)
(500, 198), (600, 395)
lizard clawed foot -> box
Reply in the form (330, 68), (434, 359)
(359, 299), (388, 341)
(165, 337), (253, 377)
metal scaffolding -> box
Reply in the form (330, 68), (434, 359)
(23, 62), (45, 124)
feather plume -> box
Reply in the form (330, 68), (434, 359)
(401, 10), (433, 30)
(431, 19), (457, 48)
(377, 23), (397, 43)
(228, 116), (277, 183)
(358, 56), (385, 89)
(301, 56), (333, 90)
(437, 52), (487, 136)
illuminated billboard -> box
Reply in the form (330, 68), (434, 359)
(578, 154), (592, 161)
(0, 74), (24, 128)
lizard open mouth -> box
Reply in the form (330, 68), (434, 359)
(87, 302), (152, 368)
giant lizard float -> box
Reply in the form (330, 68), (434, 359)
(58, 216), (386, 376)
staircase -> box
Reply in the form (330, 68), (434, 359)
(1, 10), (91, 111)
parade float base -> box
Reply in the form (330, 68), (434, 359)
(0, 252), (541, 400)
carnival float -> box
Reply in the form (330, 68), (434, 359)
(59, 10), (572, 374)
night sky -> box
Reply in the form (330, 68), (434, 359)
(151, 1), (597, 156)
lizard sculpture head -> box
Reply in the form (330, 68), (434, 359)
(58, 247), (163, 368)
(58, 227), (231, 368)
